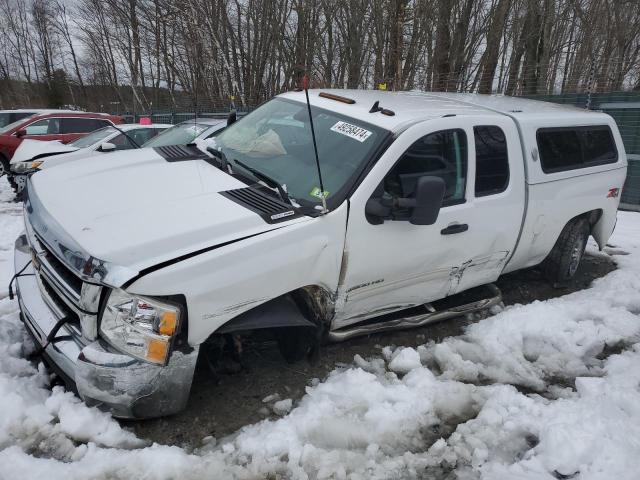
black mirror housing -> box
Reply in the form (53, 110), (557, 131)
(410, 176), (445, 225)
(227, 109), (237, 126)
(365, 197), (390, 224)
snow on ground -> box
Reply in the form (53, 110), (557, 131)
(1, 174), (640, 479)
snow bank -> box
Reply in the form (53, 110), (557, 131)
(1, 175), (640, 480)
(0, 182), (23, 300)
(388, 347), (422, 374)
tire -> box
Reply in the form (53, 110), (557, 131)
(274, 327), (316, 364)
(542, 217), (590, 285)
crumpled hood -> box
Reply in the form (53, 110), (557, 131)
(30, 148), (303, 276)
(11, 139), (77, 164)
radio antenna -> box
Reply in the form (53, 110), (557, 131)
(192, 62), (199, 139)
(302, 74), (327, 213)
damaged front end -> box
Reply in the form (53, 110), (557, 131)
(14, 182), (198, 419)
(75, 341), (198, 419)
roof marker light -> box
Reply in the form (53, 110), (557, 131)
(319, 92), (356, 104)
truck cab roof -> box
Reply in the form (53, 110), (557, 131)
(278, 89), (610, 133)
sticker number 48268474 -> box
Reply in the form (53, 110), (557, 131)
(330, 121), (372, 143)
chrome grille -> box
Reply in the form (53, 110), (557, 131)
(37, 274), (82, 337)
(40, 245), (83, 295)
(25, 216), (103, 342)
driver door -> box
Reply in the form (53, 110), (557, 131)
(333, 118), (478, 328)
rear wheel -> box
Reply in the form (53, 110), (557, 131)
(542, 218), (590, 285)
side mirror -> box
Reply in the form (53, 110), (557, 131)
(227, 109), (237, 126)
(15, 129), (27, 138)
(365, 197), (391, 224)
(98, 142), (116, 152)
(410, 176), (445, 225)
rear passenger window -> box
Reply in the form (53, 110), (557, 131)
(537, 126), (617, 173)
(62, 118), (106, 134)
(386, 129), (467, 207)
(581, 128), (618, 164)
(474, 126), (509, 196)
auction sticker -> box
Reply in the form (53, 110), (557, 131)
(330, 121), (372, 142)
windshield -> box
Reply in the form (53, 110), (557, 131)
(143, 122), (209, 147)
(69, 126), (118, 148)
(214, 98), (387, 207)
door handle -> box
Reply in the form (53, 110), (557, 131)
(441, 223), (468, 235)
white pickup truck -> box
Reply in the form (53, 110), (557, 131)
(13, 90), (627, 418)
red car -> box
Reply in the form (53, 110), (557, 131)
(0, 111), (123, 176)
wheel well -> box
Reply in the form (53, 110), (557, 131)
(207, 285), (334, 338)
(571, 209), (602, 230)
(290, 285), (334, 329)
(200, 286), (333, 365)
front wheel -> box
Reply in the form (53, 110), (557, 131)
(274, 327), (316, 363)
(542, 218), (590, 285)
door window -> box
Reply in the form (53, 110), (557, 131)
(107, 129), (161, 150)
(385, 129), (467, 207)
(25, 118), (61, 135)
(109, 133), (135, 150)
(474, 126), (509, 196)
(129, 128), (161, 146)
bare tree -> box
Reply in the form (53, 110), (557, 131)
(0, 0), (639, 110)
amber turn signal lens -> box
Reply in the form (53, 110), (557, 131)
(159, 311), (178, 336)
(146, 339), (169, 363)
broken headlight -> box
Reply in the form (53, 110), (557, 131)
(100, 289), (181, 365)
(12, 160), (44, 174)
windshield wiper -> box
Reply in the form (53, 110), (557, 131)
(233, 159), (293, 206)
(206, 147), (231, 173)
(109, 125), (141, 149)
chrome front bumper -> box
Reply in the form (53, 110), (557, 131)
(15, 235), (199, 419)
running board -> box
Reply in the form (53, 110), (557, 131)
(327, 284), (502, 342)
